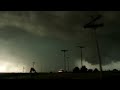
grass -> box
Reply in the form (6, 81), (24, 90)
(0, 72), (119, 79)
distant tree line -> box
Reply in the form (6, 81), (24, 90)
(72, 66), (119, 73)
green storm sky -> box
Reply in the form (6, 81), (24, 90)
(0, 11), (120, 72)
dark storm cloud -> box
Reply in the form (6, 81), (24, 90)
(0, 11), (118, 38)
(0, 11), (120, 66)
(0, 11), (92, 40)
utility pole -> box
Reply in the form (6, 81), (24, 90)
(33, 62), (35, 68)
(76, 46), (85, 68)
(93, 28), (102, 73)
(84, 14), (104, 79)
(66, 57), (70, 72)
(61, 49), (68, 72)
(23, 66), (25, 73)
(41, 64), (42, 72)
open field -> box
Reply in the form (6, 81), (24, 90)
(0, 72), (119, 79)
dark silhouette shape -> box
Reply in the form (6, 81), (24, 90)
(93, 68), (99, 72)
(88, 69), (93, 73)
(76, 46), (85, 68)
(80, 66), (88, 72)
(113, 69), (118, 72)
(30, 67), (37, 73)
(50, 72), (53, 73)
(84, 14), (103, 29)
(73, 67), (80, 73)
(61, 49), (68, 72)
(84, 14), (104, 80)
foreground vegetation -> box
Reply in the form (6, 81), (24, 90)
(0, 71), (119, 79)
(0, 66), (119, 79)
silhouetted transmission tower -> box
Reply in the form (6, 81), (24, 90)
(84, 14), (104, 79)
(76, 46), (85, 68)
(61, 49), (68, 72)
